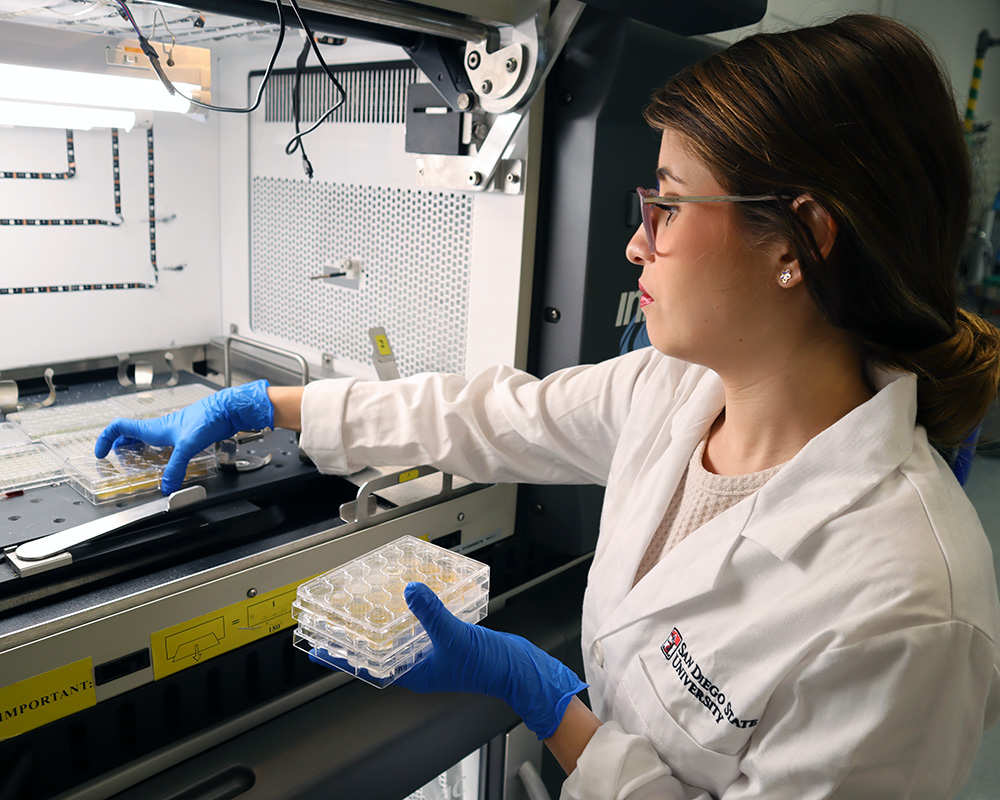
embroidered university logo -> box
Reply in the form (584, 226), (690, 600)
(661, 627), (759, 729)
(661, 628), (683, 660)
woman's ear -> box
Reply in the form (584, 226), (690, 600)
(774, 194), (838, 288)
(792, 194), (838, 260)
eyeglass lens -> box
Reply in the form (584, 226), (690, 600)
(637, 188), (663, 253)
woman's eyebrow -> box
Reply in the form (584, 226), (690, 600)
(655, 165), (686, 186)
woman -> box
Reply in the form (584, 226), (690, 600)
(98, 14), (1000, 797)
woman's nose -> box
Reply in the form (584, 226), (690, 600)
(626, 225), (653, 265)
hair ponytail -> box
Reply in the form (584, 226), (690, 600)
(871, 309), (1000, 447)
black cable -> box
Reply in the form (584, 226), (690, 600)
(281, 0), (348, 159)
(289, 34), (314, 179)
(150, 9), (177, 66)
(111, 0), (286, 114)
(112, 0), (348, 172)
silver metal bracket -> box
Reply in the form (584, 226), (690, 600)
(117, 353), (178, 390)
(0, 367), (57, 414)
(118, 353), (150, 389)
(164, 351), (180, 387)
(5, 547), (73, 578)
(223, 335), (309, 388)
(7, 485), (207, 577)
(0, 382), (16, 415)
(339, 465), (457, 525)
(414, 0), (584, 192)
(466, 40), (527, 105)
(216, 430), (273, 473)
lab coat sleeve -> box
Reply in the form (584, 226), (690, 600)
(560, 723), (697, 800)
(299, 348), (680, 485)
(561, 621), (998, 799)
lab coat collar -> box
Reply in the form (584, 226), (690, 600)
(737, 367), (917, 560)
(591, 367), (918, 643)
(593, 370), (728, 630)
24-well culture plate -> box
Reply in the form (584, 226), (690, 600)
(292, 536), (489, 687)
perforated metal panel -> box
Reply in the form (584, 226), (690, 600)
(250, 177), (473, 376)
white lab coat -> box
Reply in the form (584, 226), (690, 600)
(299, 347), (1000, 799)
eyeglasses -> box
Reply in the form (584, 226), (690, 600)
(636, 186), (788, 253)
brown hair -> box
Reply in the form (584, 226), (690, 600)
(644, 14), (1000, 447)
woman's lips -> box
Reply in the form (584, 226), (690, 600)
(638, 281), (653, 308)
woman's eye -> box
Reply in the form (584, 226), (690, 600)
(656, 203), (679, 225)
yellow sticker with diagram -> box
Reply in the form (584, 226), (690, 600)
(150, 581), (303, 680)
(0, 657), (95, 740)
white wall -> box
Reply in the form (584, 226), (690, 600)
(0, 100), (223, 372)
(0, 20), (223, 372)
(712, 0), (1000, 125)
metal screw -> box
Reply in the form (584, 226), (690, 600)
(481, 79), (493, 94)
(532, 502), (545, 514)
(322, 353), (333, 369)
(229, 323), (239, 334)
(467, 50), (481, 70)
(457, 512), (465, 522)
(560, 91), (574, 105)
(505, 57), (518, 73)
(456, 91), (473, 111)
(473, 122), (489, 140)
(544, 307), (561, 323)
(468, 171), (483, 186)
(247, 588), (258, 598)
(506, 172), (519, 184)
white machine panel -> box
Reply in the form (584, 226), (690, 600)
(229, 54), (538, 379)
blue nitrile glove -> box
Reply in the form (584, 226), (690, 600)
(395, 582), (587, 740)
(94, 380), (274, 495)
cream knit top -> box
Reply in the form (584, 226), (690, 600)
(633, 437), (786, 586)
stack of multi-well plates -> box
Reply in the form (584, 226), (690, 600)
(293, 536), (490, 688)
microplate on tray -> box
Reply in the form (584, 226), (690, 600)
(7, 384), (219, 440)
(0, 423), (30, 451)
(0, 444), (66, 494)
(55, 436), (217, 505)
(4, 384), (222, 503)
(7, 398), (125, 439)
(292, 535), (489, 687)
(110, 384), (216, 419)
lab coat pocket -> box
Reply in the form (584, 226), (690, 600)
(614, 650), (746, 794)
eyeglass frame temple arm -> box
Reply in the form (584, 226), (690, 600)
(639, 192), (787, 204)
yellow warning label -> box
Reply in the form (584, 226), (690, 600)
(150, 581), (303, 680)
(374, 335), (392, 356)
(0, 658), (95, 741)
(398, 469), (420, 483)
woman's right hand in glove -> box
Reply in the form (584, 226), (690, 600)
(94, 379), (274, 495)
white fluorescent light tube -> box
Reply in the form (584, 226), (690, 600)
(0, 99), (137, 131)
(0, 63), (196, 114)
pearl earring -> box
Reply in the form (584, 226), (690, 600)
(779, 268), (793, 285)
